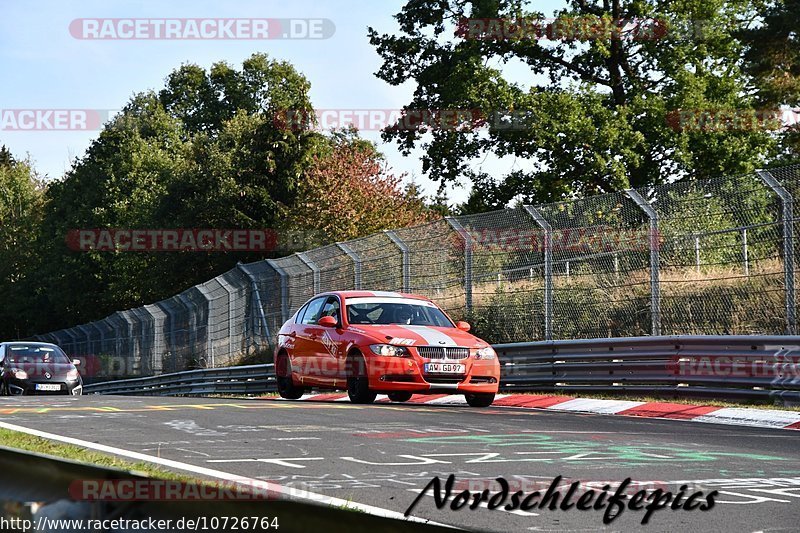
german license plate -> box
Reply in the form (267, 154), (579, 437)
(424, 363), (465, 374)
(35, 384), (61, 391)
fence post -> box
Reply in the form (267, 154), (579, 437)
(336, 242), (362, 290)
(523, 205), (553, 341)
(626, 189), (662, 336)
(757, 170), (796, 334)
(143, 304), (166, 375)
(742, 228), (749, 277)
(216, 276), (237, 364)
(195, 284), (215, 368)
(445, 217), (473, 314)
(91, 321), (105, 360)
(237, 263), (272, 349)
(76, 325), (92, 356)
(265, 259), (290, 324)
(296, 252), (320, 294)
(694, 234), (701, 273)
(385, 230), (410, 293)
(175, 295), (195, 367)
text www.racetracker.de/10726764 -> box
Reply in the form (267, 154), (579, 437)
(0, 516), (280, 531)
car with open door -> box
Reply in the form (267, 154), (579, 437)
(274, 291), (500, 407)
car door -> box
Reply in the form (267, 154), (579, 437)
(293, 297), (327, 385)
(305, 296), (344, 386)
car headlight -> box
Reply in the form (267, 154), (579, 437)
(370, 344), (410, 357)
(11, 368), (28, 380)
(66, 369), (80, 381)
(475, 347), (496, 360)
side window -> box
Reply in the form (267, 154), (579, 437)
(320, 297), (341, 325)
(294, 303), (309, 324)
(301, 298), (326, 325)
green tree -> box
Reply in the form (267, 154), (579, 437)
(739, 0), (800, 164)
(280, 130), (433, 243)
(0, 156), (45, 338)
(369, 0), (780, 211)
(23, 53), (319, 335)
(0, 145), (15, 169)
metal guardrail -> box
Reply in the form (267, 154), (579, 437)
(497, 335), (800, 402)
(0, 446), (448, 533)
(84, 364), (276, 396)
(85, 336), (800, 402)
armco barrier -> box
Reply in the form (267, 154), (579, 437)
(0, 445), (448, 532)
(84, 364), (275, 396)
(85, 336), (800, 402)
(497, 335), (800, 402)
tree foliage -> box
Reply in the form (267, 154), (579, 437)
(0, 158), (44, 337)
(281, 129), (432, 243)
(369, 0), (795, 211)
(0, 54), (438, 338)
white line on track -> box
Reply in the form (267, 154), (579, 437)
(0, 420), (455, 528)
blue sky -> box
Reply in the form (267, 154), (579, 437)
(0, 0), (561, 204)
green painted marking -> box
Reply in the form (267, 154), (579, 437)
(404, 433), (789, 466)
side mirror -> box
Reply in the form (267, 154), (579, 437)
(72, 359), (81, 366)
(456, 321), (471, 332)
(318, 316), (338, 328)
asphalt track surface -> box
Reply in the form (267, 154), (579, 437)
(0, 395), (798, 532)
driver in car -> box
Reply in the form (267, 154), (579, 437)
(392, 305), (414, 325)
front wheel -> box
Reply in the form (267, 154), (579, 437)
(387, 391), (413, 402)
(465, 392), (495, 407)
(276, 352), (305, 400)
(347, 353), (376, 404)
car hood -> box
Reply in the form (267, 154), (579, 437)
(348, 324), (487, 348)
(8, 363), (76, 380)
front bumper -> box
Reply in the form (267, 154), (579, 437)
(7, 378), (83, 396)
(365, 355), (499, 394)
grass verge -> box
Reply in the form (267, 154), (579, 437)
(0, 428), (193, 480)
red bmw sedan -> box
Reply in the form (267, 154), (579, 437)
(274, 291), (500, 407)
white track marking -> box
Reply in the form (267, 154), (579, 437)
(691, 408), (800, 429)
(547, 399), (646, 414)
(208, 457), (324, 469)
(0, 420), (454, 527)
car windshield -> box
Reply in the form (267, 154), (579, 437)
(5, 345), (69, 364)
(346, 297), (454, 327)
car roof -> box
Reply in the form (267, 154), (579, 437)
(316, 291), (433, 302)
(1, 341), (60, 348)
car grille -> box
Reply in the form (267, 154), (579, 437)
(416, 346), (470, 360)
(426, 377), (466, 385)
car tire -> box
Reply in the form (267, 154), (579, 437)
(347, 352), (376, 404)
(387, 391), (413, 402)
(276, 352), (305, 400)
(465, 392), (495, 407)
